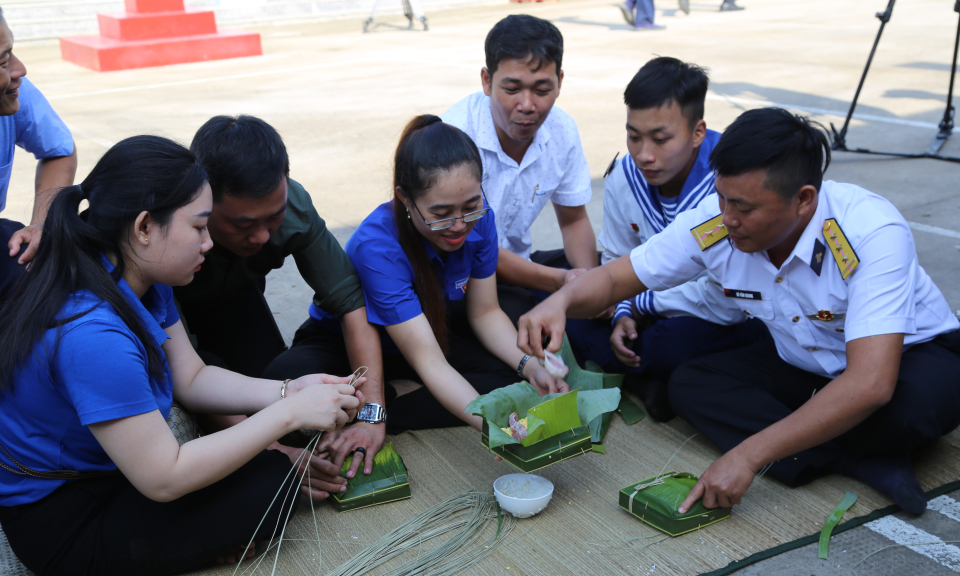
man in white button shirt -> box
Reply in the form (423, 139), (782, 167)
(441, 15), (598, 321)
(573, 56), (768, 422)
(517, 108), (960, 515)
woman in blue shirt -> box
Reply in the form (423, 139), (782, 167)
(266, 115), (566, 433)
(0, 135), (362, 575)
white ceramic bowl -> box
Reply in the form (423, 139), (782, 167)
(493, 473), (554, 518)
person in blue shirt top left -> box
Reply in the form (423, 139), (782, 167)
(0, 135), (363, 575)
(0, 11), (78, 298)
(266, 115), (568, 433)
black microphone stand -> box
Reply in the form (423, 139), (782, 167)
(830, 0), (960, 164)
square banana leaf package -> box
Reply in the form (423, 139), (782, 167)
(551, 336), (633, 443)
(618, 471), (731, 536)
(330, 442), (411, 512)
(466, 381), (620, 472)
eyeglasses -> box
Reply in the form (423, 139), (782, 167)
(411, 189), (490, 231)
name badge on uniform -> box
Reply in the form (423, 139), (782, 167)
(723, 288), (762, 300)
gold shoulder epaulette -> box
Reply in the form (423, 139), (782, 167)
(691, 214), (728, 251)
(823, 219), (859, 280)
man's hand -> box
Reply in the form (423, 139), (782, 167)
(270, 443), (348, 500)
(321, 422), (386, 478)
(8, 223), (41, 265)
(517, 297), (569, 358)
(678, 448), (760, 513)
(611, 316), (640, 367)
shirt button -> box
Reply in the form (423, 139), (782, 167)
(811, 347), (820, 351)
(775, 277), (784, 283)
(792, 316), (800, 322)
(743, 310), (751, 315)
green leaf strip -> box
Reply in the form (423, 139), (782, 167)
(818, 490), (858, 559)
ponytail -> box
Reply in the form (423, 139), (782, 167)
(0, 135), (207, 393)
(392, 115), (483, 355)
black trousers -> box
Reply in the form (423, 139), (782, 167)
(0, 450), (300, 576)
(669, 332), (960, 487)
(0, 219), (26, 302)
(263, 300), (518, 435)
(178, 279), (287, 377)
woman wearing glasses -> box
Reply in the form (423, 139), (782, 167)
(264, 115), (567, 434)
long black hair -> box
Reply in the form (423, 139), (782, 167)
(0, 135), (207, 393)
(392, 115), (483, 354)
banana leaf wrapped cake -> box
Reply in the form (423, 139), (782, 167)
(466, 381), (620, 472)
(618, 471), (731, 536)
(330, 442), (411, 512)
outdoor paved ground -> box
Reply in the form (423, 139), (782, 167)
(8, 0), (960, 573)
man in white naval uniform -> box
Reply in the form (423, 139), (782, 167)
(517, 108), (960, 516)
(571, 57), (768, 422)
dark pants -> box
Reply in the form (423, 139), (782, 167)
(669, 332), (960, 487)
(0, 219), (26, 302)
(567, 314), (771, 381)
(263, 300), (517, 435)
(0, 450), (299, 576)
(178, 279), (286, 377)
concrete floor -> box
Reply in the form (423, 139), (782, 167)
(8, 0), (960, 573)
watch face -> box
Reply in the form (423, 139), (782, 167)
(359, 405), (377, 420)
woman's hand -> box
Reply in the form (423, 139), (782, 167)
(524, 364), (569, 396)
(285, 383), (362, 432)
(285, 373), (366, 423)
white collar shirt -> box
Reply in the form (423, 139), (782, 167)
(628, 181), (959, 378)
(441, 92), (592, 259)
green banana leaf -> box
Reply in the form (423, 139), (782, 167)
(330, 442), (411, 512)
(819, 491), (858, 559)
(466, 382), (620, 449)
(618, 471), (731, 536)
(560, 338), (625, 442)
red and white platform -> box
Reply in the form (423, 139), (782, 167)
(60, 0), (262, 72)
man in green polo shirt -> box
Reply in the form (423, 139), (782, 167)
(175, 115), (385, 497)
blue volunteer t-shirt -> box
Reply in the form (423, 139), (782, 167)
(309, 200), (499, 349)
(0, 77), (74, 213)
(0, 262), (179, 506)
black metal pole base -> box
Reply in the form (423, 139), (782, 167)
(830, 0), (960, 164)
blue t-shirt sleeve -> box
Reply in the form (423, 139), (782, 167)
(14, 78), (75, 160)
(55, 320), (159, 426)
(349, 238), (423, 326)
(156, 284), (180, 329)
(470, 208), (499, 279)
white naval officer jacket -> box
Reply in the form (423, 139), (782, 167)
(441, 92), (592, 260)
(629, 180), (960, 378)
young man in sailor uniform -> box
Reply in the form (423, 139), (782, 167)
(441, 15), (599, 322)
(574, 57), (768, 421)
(518, 107), (960, 515)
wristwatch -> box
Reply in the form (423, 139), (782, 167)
(356, 403), (387, 424)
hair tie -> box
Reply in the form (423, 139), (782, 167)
(77, 184), (89, 200)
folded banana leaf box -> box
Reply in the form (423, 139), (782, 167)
(618, 472), (731, 536)
(480, 420), (592, 472)
(467, 381), (620, 473)
(330, 442), (411, 512)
